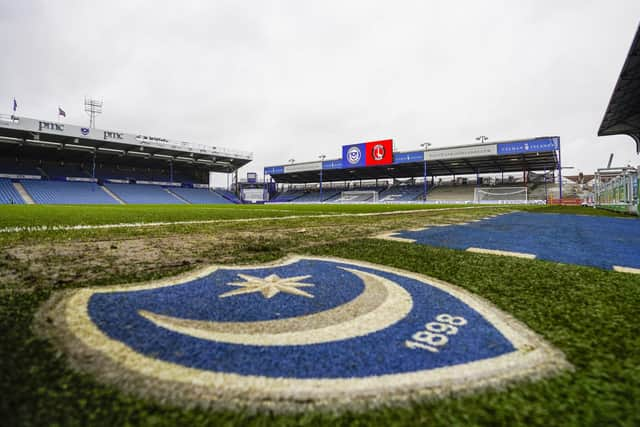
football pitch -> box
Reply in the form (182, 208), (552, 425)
(1, 204), (639, 426)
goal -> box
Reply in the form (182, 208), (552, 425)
(338, 190), (379, 203)
(474, 187), (528, 204)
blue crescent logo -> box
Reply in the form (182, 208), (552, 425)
(347, 146), (362, 165)
(80, 127), (90, 136)
(42, 256), (569, 410)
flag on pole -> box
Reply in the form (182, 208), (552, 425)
(58, 107), (66, 117)
(12, 98), (17, 112)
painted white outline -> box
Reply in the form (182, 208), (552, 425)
(613, 265), (640, 274)
(467, 247), (537, 259)
(38, 255), (571, 411)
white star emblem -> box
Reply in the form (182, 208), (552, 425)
(219, 274), (315, 299)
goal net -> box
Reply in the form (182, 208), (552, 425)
(474, 187), (528, 204)
(338, 190), (379, 203)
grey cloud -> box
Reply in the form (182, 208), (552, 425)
(1, 0), (639, 184)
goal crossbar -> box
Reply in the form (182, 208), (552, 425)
(474, 187), (528, 203)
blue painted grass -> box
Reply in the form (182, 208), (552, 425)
(88, 259), (514, 378)
(393, 212), (640, 271)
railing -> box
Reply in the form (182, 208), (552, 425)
(547, 198), (583, 206)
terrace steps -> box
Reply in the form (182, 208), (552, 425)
(166, 188), (191, 204)
(13, 182), (34, 204)
(101, 185), (126, 205)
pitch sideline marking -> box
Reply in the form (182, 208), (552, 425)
(613, 265), (640, 274)
(374, 232), (417, 243)
(466, 247), (537, 259)
(0, 206), (507, 234)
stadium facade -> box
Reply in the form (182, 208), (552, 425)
(264, 137), (563, 204)
(598, 22), (640, 153)
(0, 115), (252, 204)
(596, 22), (640, 215)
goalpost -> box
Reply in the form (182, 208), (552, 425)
(474, 187), (528, 204)
(339, 190), (379, 203)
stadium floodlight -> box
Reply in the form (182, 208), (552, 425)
(476, 135), (488, 144)
(420, 142), (432, 202)
(84, 97), (103, 129)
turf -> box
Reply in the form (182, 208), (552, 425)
(0, 203), (627, 230)
(391, 211), (640, 270)
(0, 203), (469, 228)
(0, 204), (639, 426)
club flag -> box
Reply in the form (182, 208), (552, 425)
(58, 107), (66, 117)
(12, 98), (17, 112)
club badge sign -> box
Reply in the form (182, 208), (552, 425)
(341, 139), (393, 168)
(38, 256), (570, 411)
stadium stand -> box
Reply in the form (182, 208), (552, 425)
(336, 192), (377, 203)
(214, 189), (242, 204)
(95, 165), (190, 182)
(40, 162), (90, 179)
(290, 189), (342, 203)
(379, 185), (423, 202)
(0, 179), (25, 204)
(96, 165), (153, 181)
(169, 187), (233, 204)
(0, 157), (41, 176)
(20, 180), (118, 204)
(104, 183), (184, 204)
(270, 190), (306, 202)
(425, 184), (476, 201)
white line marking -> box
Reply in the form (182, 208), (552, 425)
(373, 232), (417, 243)
(613, 265), (640, 274)
(0, 206), (501, 234)
(466, 247), (536, 259)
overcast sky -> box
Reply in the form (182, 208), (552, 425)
(2, 1), (639, 184)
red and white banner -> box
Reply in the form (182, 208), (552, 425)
(364, 139), (393, 166)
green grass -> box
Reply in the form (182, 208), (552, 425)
(0, 203), (630, 230)
(524, 205), (635, 218)
(0, 204), (638, 426)
(0, 203), (472, 228)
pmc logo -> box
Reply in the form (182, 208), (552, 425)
(372, 144), (385, 161)
(347, 146), (362, 165)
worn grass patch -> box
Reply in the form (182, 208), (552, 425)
(0, 205), (638, 426)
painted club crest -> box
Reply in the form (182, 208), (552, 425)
(38, 256), (570, 411)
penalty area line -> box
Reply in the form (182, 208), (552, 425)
(0, 206), (500, 234)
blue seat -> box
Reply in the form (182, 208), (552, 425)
(105, 183), (184, 204)
(170, 188), (232, 204)
(21, 180), (118, 204)
(0, 179), (24, 204)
